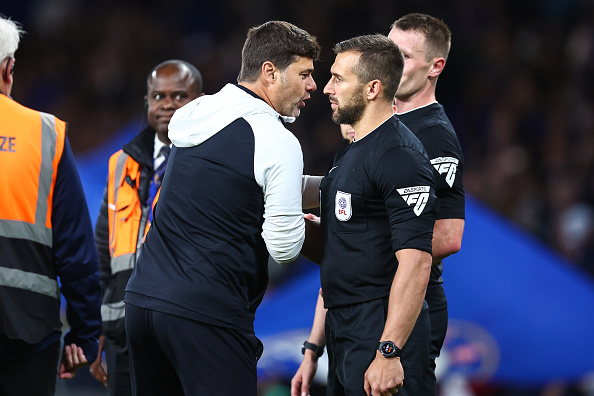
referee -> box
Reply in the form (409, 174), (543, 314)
(313, 34), (437, 395)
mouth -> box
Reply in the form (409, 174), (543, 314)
(328, 97), (338, 109)
(299, 96), (310, 108)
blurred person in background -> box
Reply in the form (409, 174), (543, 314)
(90, 59), (203, 395)
(0, 15), (101, 396)
(339, 123), (355, 143)
(389, 12), (465, 391)
(124, 21), (320, 396)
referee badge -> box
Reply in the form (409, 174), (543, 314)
(335, 190), (352, 221)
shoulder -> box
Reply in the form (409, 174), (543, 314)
(107, 149), (128, 172)
(384, 117), (429, 156)
(246, 113), (301, 149)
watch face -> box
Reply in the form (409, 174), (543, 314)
(379, 341), (399, 357)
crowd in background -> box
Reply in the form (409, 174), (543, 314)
(3, 0), (594, 394)
(6, 0), (594, 278)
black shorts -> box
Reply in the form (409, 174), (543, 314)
(125, 302), (263, 396)
(325, 298), (433, 396)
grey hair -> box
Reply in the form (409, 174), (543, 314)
(0, 16), (24, 61)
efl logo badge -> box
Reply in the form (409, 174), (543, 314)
(397, 186), (430, 216)
(431, 157), (459, 187)
(335, 190), (352, 221)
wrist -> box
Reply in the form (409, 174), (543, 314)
(302, 341), (324, 358)
(378, 340), (402, 358)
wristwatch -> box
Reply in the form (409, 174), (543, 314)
(378, 340), (402, 358)
(302, 341), (324, 357)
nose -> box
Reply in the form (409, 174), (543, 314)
(323, 79), (333, 96)
(162, 96), (175, 110)
(306, 76), (317, 92)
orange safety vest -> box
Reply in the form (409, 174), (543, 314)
(101, 150), (151, 325)
(0, 94), (66, 342)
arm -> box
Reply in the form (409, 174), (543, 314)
(94, 181), (111, 275)
(258, 132), (305, 264)
(52, 137), (102, 375)
(432, 218), (464, 264)
(302, 175), (322, 209)
(291, 289), (327, 396)
(364, 248), (432, 396)
(90, 180), (111, 385)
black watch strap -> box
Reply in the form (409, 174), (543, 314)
(302, 341), (324, 357)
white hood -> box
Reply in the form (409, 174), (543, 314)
(168, 83), (295, 148)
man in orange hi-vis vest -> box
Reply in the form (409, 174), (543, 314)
(90, 60), (203, 395)
(0, 16), (102, 396)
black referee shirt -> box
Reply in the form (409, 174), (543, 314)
(397, 103), (465, 287)
(320, 115), (437, 309)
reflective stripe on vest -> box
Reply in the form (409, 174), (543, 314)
(101, 300), (125, 322)
(109, 153), (135, 274)
(0, 112), (57, 246)
(111, 253), (135, 274)
(0, 266), (60, 299)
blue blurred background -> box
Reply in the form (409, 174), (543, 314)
(3, 0), (594, 395)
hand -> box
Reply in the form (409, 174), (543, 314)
(303, 213), (320, 225)
(89, 336), (107, 386)
(363, 354), (404, 396)
(291, 352), (318, 396)
(58, 343), (88, 379)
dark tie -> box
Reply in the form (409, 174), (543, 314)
(149, 145), (170, 221)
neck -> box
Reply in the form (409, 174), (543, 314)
(238, 81), (274, 110)
(394, 83), (436, 113)
(352, 103), (394, 141)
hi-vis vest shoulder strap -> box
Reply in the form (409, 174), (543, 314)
(106, 151), (150, 276)
(0, 95), (65, 300)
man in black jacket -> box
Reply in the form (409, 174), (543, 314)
(91, 60), (203, 396)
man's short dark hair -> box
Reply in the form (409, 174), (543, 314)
(392, 13), (451, 61)
(333, 34), (404, 102)
(148, 60), (203, 94)
(238, 21), (321, 83)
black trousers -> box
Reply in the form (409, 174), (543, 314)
(0, 339), (60, 396)
(325, 298), (434, 396)
(425, 284), (448, 379)
(104, 333), (132, 396)
(125, 302), (263, 396)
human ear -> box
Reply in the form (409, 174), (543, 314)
(429, 57), (445, 78)
(366, 80), (382, 100)
(262, 61), (276, 83)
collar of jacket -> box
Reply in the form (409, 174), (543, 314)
(122, 125), (157, 170)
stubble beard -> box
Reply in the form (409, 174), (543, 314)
(331, 89), (366, 125)
(278, 75), (301, 118)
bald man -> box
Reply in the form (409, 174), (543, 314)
(91, 60), (203, 395)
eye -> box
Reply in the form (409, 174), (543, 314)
(153, 94), (163, 100)
(174, 93), (187, 100)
